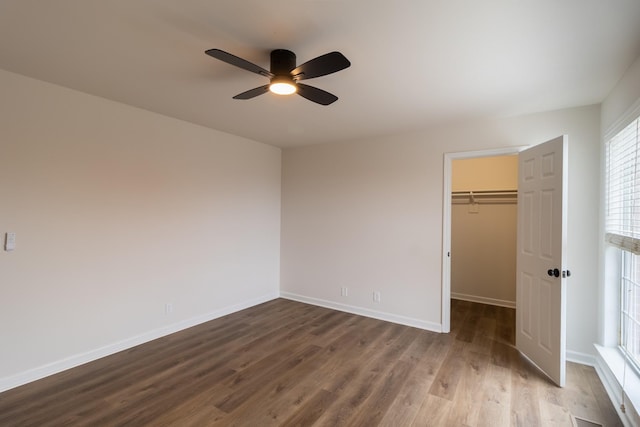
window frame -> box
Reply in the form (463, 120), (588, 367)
(619, 249), (640, 373)
(604, 111), (640, 371)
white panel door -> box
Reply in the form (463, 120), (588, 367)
(516, 135), (567, 387)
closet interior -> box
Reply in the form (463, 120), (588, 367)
(450, 155), (518, 308)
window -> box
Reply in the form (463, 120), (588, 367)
(606, 115), (640, 369)
(621, 251), (640, 367)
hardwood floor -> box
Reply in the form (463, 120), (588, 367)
(0, 299), (622, 426)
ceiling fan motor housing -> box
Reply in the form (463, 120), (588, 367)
(271, 49), (296, 78)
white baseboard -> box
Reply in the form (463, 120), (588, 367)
(0, 291), (279, 393)
(451, 292), (516, 309)
(566, 350), (596, 366)
(280, 291), (442, 333)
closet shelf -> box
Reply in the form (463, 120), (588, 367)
(452, 190), (517, 204)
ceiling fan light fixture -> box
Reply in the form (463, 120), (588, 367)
(205, 48), (350, 104)
(269, 77), (297, 95)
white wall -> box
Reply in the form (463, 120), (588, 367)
(601, 54), (640, 133)
(0, 69), (281, 390)
(281, 105), (600, 359)
(451, 156), (517, 306)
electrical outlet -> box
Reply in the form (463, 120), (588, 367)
(165, 303), (173, 314)
(341, 287), (348, 297)
(373, 291), (381, 303)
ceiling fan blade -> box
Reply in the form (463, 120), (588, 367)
(205, 49), (274, 78)
(296, 83), (338, 105)
(291, 52), (351, 80)
(233, 85), (270, 100)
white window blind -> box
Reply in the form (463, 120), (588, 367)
(606, 117), (640, 254)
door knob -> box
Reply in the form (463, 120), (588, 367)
(547, 268), (560, 278)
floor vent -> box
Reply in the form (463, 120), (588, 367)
(571, 415), (603, 427)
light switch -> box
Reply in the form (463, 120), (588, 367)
(5, 232), (16, 251)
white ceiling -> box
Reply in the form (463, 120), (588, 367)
(1, 1), (639, 148)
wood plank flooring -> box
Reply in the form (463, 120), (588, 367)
(0, 299), (622, 426)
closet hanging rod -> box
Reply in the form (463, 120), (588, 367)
(451, 190), (518, 205)
(451, 190), (517, 196)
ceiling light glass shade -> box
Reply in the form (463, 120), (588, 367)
(269, 78), (297, 95)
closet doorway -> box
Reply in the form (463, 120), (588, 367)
(441, 147), (523, 333)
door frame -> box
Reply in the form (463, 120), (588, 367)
(441, 146), (527, 332)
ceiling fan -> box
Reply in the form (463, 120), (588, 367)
(205, 48), (351, 105)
